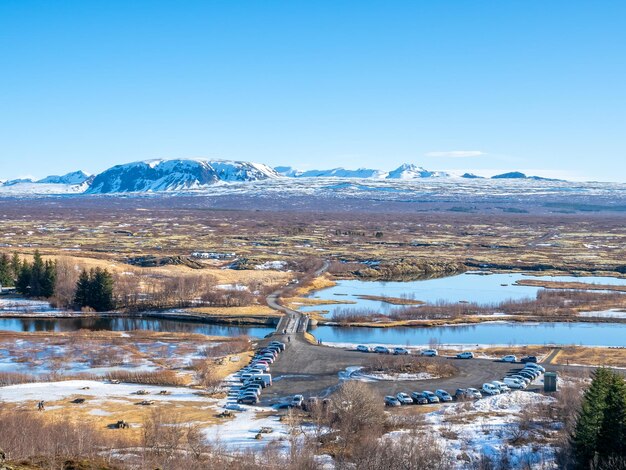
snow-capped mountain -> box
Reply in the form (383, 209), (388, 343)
(86, 159), (279, 194)
(275, 166), (386, 178)
(276, 163), (451, 179)
(386, 163), (450, 179)
(37, 170), (92, 185)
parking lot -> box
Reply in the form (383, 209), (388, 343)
(255, 335), (580, 406)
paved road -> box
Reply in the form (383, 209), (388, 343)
(269, 260), (330, 335)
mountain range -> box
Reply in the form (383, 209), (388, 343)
(0, 159), (562, 194)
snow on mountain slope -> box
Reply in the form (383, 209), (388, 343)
(86, 159), (280, 194)
(386, 163), (450, 179)
(38, 170), (92, 185)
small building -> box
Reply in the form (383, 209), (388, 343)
(544, 372), (558, 392)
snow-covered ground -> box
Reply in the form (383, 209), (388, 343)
(337, 366), (436, 382)
(579, 308), (626, 319)
(0, 380), (209, 403)
(0, 296), (61, 315)
(255, 260), (288, 271)
(414, 391), (559, 468)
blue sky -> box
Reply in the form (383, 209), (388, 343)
(1, 1), (625, 181)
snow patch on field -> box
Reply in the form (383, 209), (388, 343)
(418, 391), (558, 468)
(0, 380), (211, 404)
(579, 308), (626, 319)
(255, 261), (288, 271)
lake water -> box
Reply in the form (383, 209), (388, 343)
(298, 273), (626, 315)
(0, 317), (275, 338)
(310, 322), (626, 347)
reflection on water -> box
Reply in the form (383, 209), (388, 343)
(299, 273), (626, 315)
(0, 317), (275, 338)
(311, 321), (626, 347)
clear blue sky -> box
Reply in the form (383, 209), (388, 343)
(1, 1), (625, 181)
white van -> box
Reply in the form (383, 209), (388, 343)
(503, 377), (526, 389)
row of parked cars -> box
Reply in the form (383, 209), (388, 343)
(356, 345), (439, 357)
(385, 362), (547, 406)
(233, 340), (285, 405)
(482, 362), (546, 394)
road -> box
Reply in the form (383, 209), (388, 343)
(261, 261), (616, 405)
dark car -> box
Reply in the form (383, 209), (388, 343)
(410, 391), (429, 404)
(520, 356), (538, 363)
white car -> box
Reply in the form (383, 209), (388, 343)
(456, 351), (474, 359)
(501, 355), (517, 363)
(420, 349), (438, 357)
(373, 346), (391, 354)
(503, 377), (526, 389)
(396, 392), (413, 405)
(290, 395), (304, 408)
(393, 347), (410, 355)
(482, 383), (500, 395)
(356, 345), (370, 353)
(491, 381), (510, 393)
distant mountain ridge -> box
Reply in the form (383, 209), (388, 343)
(86, 159), (279, 194)
(1, 158), (565, 194)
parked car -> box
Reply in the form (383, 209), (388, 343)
(396, 392), (413, 405)
(241, 383), (263, 394)
(524, 363), (545, 373)
(373, 346), (391, 354)
(516, 371), (537, 382)
(290, 395), (304, 408)
(491, 381), (510, 393)
(422, 391), (440, 403)
(393, 347), (410, 355)
(268, 341), (286, 351)
(356, 345), (370, 353)
(503, 377), (526, 389)
(506, 374), (531, 385)
(454, 388), (482, 400)
(420, 349), (438, 357)
(456, 351), (474, 359)
(522, 367), (541, 376)
(465, 388), (483, 399)
(411, 391), (429, 404)
(384, 395), (401, 407)
(520, 355), (538, 363)
(482, 383), (500, 395)
(238, 395), (259, 405)
(501, 355), (517, 363)
(250, 363), (270, 372)
(435, 389), (453, 402)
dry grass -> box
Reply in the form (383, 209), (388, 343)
(551, 346), (626, 367)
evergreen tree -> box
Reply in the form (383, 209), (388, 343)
(573, 368), (626, 469)
(91, 267), (115, 311)
(29, 250), (44, 297)
(74, 269), (90, 308)
(10, 252), (21, 281)
(73, 267), (115, 312)
(16, 262), (32, 295)
(41, 259), (56, 298)
(597, 372), (626, 464)
(0, 253), (12, 287)
(572, 368), (613, 468)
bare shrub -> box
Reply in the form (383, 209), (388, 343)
(105, 369), (185, 386)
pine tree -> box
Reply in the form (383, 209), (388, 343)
(0, 253), (12, 287)
(16, 262), (32, 295)
(29, 250), (44, 297)
(572, 368), (613, 468)
(10, 252), (21, 281)
(41, 259), (56, 298)
(91, 267), (114, 311)
(74, 269), (90, 309)
(597, 372), (626, 464)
